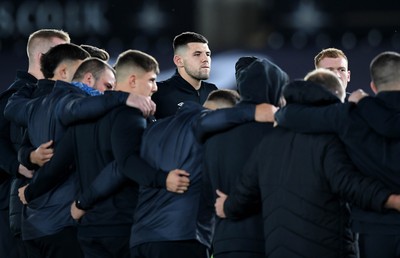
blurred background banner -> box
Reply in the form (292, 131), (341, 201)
(1, 0), (399, 93)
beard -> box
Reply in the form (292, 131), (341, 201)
(184, 66), (210, 81)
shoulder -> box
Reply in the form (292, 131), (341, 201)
(201, 81), (218, 90)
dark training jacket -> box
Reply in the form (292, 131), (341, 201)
(0, 71), (37, 236)
(225, 80), (392, 258)
(131, 101), (256, 249)
(275, 82), (400, 234)
(152, 70), (217, 119)
(22, 105), (170, 238)
(4, 79), (129, 240)
(203, 56), (288, 256)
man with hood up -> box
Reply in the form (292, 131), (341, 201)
(203, 56), (288, 258)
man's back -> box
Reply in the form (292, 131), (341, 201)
(227, 127), (389, 258)
(132, 102), (210, 247)
(275, 82), (400, 232)
(204, 121), (271, 257)
(72, 106), (142, 237)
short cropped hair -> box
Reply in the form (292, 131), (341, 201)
(206, 89), (240, 108)
(80, 44), (110, 61)
(314, 48), (348, 68)
(114, 50), (159, 80)
(173, 32), (208, 53)
(27, 29), (70, 59)
(370, 51), (400, 90)
(40, 43), (90, 79)
(72, 57), (115, 82)
(305, 68), (344, 101)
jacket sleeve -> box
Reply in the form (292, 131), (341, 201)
(357, 96), (400, 138)
(224, 146), (262, 219)
(56, 90), (129, 126)
(76, 160), (126, 210)
(24, 127), (75, 202)
(18, 132), (39, 171)
(4, 84), (36, 127)
(195, 104), (256, 143)
(323, 137), (392, 211)
(275, 103), (346, 133)
(0, 91), (19, 176)
(112, 108), (167, 188)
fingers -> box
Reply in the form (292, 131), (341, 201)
(176, 170), (190, 177)
(18, 185), (28, 205)
(166, 169), (191, 194)
(41, 140), (53, 148)
(127, 94), (157, 118)
(216, 189), (227, 198)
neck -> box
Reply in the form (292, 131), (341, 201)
(27, 66), (44, 80)
(178, 70), (201, 90)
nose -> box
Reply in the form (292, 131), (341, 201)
(152, 83), (158, 93)
(201, 53), (210, 62)
(334, 70), (342, 78)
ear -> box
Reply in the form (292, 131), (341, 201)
(129, 74), (136, 89)
(173, 55), (183, 67)
(347, 70), (351, 82)
(83, 72), (94, 86)
(370, 81), (378, 94)
(55, 63), (68, 80)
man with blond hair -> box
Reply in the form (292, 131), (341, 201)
(314, 47), (351, 89)
(0, 28), (70, 258)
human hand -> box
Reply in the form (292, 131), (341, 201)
(215, 189), (227, 218)
(30, 140), (53, 167)
(255, 103), (278, 122)
(71, 201), (86, 221)
(126, 93), (156, 117)
(18, 164), (34, 178)
(166, 169), (190, 193)
(349, 89), (369, 103)
(18, 184), (29, 205)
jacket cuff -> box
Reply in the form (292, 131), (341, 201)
(156, 170), (168, 188)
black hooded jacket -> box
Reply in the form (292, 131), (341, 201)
(203, 57), (288, 256)
(275, 82), (400, 234)
(224, 80), (392, 257)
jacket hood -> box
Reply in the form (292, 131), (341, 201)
(235, 56), (289, 106)
(283, 80), (341, 106)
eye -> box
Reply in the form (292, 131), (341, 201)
(105, 84), (113, 90)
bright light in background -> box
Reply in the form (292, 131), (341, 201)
(285, 0), (328, 34)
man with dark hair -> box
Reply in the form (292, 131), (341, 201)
(4, 43), (89, 258)
(0, 28), (70, 258)
(80, 44), (110, 62)
(6, 44), (155, 258)
(152, 31), (218, 119)
(17, 50), (190, 258)
(72, 57), (116, 94)
(274, 51), (400, 257)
